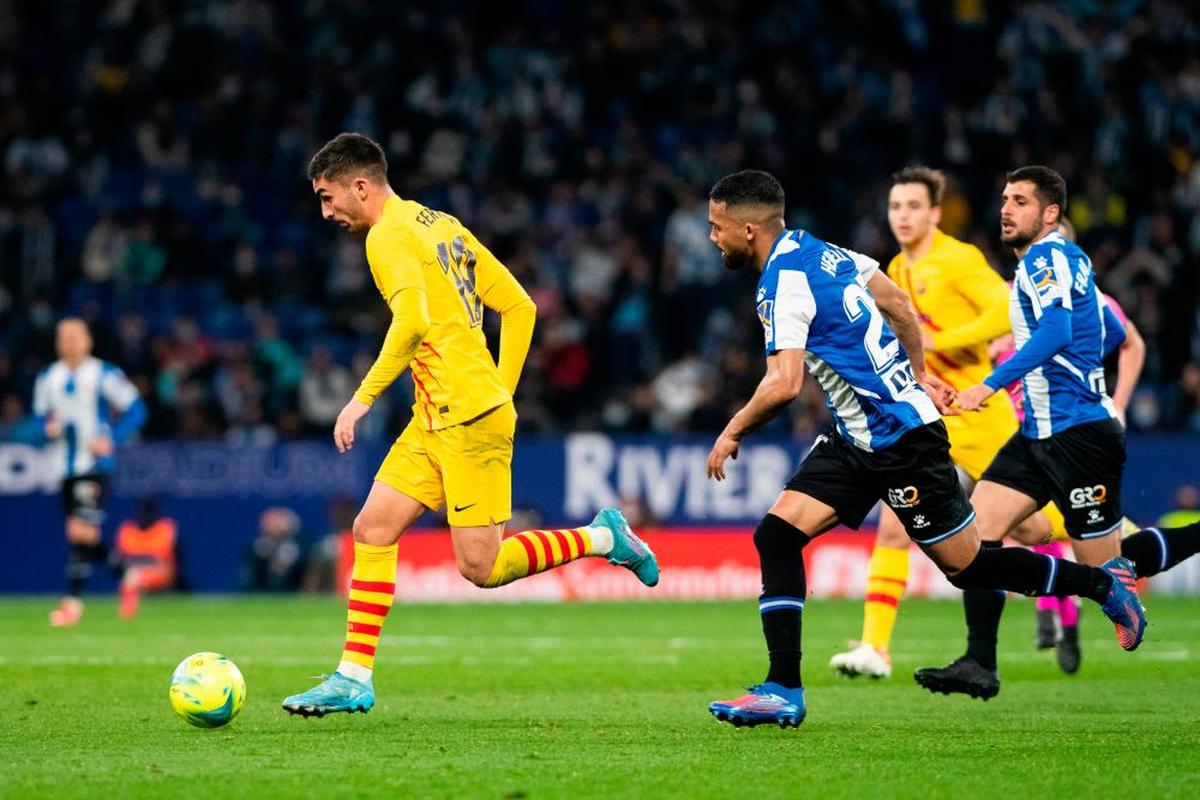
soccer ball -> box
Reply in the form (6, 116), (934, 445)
(169, 652), (246, 728)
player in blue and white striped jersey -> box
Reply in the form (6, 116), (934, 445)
(983, 231), (1117, 438)
(33, 318), (148, 626)
(754, 227), (942, 451)
(917, 166), (1200, 699)
(700, 170), (1146, 729)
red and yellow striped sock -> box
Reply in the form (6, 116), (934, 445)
(336, 542), (397, 679)
(861, 544), (909, 652)
(484, 527), (601, 588)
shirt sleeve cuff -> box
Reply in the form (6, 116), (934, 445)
(982, 374), (1007, 392)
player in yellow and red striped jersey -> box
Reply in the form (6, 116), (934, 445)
(281, 133), (658, 717)
(829, 166), (1052, 680)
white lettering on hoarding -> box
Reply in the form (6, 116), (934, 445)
(564, 434), (619, 516)
(0, 445), (59, 494)
(564, 434), (796, 522)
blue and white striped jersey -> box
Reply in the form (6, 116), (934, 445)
(1009, 231), (1116, 438)
(757, 229), (940, 451)
(33, 357), (143, 479)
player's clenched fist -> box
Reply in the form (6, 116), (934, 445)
(333, 397), (371, 453)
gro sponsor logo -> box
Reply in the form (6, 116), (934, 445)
(886, 485), (920, 508)
(1069, 484), (1108, 509)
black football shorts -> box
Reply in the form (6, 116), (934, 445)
(786, 421), (975, 546)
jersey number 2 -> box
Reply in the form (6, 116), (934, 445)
(436, 236), (482, 327)
(842, 283), (914, 395)
(842, 283), (898, 371)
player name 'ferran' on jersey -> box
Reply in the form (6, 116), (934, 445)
(33, 357), (141, 478)
(1010, 231), (1117, 438)
(757, 230), (940, 451)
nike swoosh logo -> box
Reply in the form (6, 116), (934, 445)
(453, 503), (477, 513)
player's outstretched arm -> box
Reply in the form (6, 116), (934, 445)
(707, 349), (804, 481)
(980, 305), (1071, 395)
(335, 287), (431, 452)
(958, 303), (1075, 413)
(866, 271), (927, 376)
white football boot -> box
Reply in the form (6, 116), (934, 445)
(829, 642), (892, 678)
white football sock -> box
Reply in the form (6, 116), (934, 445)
(586, 525), (614, 555)
(338, 661), (372, 683)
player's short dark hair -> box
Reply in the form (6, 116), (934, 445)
(709, 170), (785, 211)
(308, 133), (388, 184)
(890, 165), (945, 207)
(1006, 165), (1067, 222)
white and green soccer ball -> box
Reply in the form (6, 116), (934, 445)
(169, 652), (246, 728)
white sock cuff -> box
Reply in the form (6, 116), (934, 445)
(338, 661), (373, 683)
(585, 525), (614, 556)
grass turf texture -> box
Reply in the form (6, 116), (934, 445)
(3, 596), (1199, 799)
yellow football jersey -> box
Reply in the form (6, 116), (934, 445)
(364, 195), (528, 431)
(887, 229), (1010, 391)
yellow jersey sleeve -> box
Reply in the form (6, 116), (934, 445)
(353, 287), (432, 407)
(365, 222), (425, 303)
(929, 246), (1011, 351)
(468, 230), (537, 394)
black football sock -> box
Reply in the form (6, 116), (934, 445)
(962, 542), (1004, 671)
(66, 543), (92, 597)
(1122, 523), (1200, 578)
(101, 541), (127, 579)
(950, 541), (1112, 604)
(91, 540), (110, 565)
(754, 513), (809, 689)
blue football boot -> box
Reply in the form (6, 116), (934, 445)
(1098, 556), (1147, 651)
(592, 507), (659, 586)
(282, 672), (375, 717)
(709, 682), (806, 729)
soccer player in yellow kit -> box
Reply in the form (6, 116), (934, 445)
(829, 166), (1050, 679)
(282, 133), (658, 717)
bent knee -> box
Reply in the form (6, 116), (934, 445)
(458, 559), (494, 588)
(944, 549), (992, 589)
(352, 513), (394, 546)
(946, 568), (972, 589)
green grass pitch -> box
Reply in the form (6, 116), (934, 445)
(3, 595), (1199, 799)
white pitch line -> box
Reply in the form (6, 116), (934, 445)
(0, 653), (685, 667)
(896, 650), (1192, 663)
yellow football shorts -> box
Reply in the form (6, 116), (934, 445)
(1041, 500), (1069, 542)
(375, 401), (515, 527)
(944, 399), (1018, 482)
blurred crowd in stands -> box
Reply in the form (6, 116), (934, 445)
(1, 0), (1199, 443)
